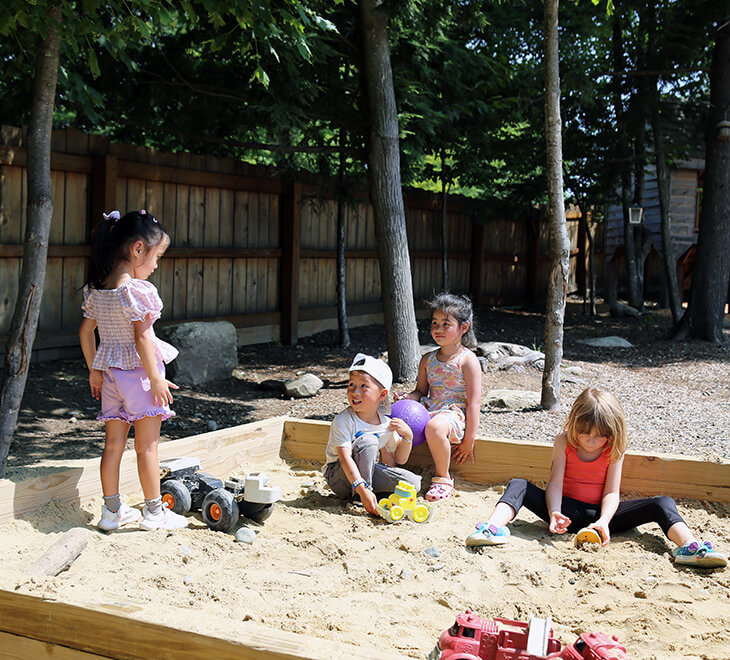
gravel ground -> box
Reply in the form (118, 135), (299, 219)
(6, 296), (730, 477)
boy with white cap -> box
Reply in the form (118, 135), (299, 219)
(324, 353), (422, 515)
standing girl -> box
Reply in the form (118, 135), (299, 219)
(405, 292), (482, 501)
(79, 210), (188, 532)
(466, 388), (727, 569)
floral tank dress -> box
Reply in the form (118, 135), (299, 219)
(421, 348), (468, 443)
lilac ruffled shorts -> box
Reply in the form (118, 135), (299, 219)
(98, 364), (175, 424)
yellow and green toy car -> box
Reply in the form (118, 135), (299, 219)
(376, 480), (433, 523)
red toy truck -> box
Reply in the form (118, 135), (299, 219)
(428, 610), (631, 660)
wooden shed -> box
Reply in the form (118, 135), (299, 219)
(604, 159), (703, 301)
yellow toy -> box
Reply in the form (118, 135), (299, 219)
(376, 480), (433, 523)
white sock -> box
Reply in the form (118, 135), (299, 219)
(104, 494), (122, 512)
(145, 497), (163, 515)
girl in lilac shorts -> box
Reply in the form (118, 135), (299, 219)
(79, 209), (188, 532)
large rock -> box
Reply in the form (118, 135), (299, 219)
(577, 336), (634, 348)
(157, 321), (238, 386)
(283, 373), (323, 399)
(476, 342), (545, 371)
(485, 389), (541, 410)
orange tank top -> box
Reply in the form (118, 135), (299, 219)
(562, 445), (611, 505)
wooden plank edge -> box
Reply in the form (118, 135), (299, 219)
(0, 630), (104, 660)
(0, 590), (398, 660)
(0, 417), (288, 523)
(282, 418), (730, 503)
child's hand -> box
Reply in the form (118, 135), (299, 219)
(452, 438), (475, 464)
(150, 377), (179, 406)
(392, 391), (408, 402)
(89, 369), (103, 400)
(588, 521), (611, 546)
(389, 417), (413, 442)
(359, 487), (379, 516)
(549, 511), (571, 534)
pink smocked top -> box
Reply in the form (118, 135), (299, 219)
(82, 279), (178, 371)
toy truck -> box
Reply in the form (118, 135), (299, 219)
(428, 610), (631, 660)
(159, 457), (281, 532)
(376, 480), (432, 523)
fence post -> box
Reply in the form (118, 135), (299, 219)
(470, 219), (486, 307)
(280, 181), (301, 345)
(90, 155), (117, 237)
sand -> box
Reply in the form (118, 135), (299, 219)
(1, 452), (729, 660)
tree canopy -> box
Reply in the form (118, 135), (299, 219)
(2, 0), (717, 216)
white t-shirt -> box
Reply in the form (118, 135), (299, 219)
(324, 407), (400, 464)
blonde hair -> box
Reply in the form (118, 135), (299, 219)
(564, 388), (627, 462)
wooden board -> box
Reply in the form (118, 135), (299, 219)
(282, 419), (730, 502)
(0, 630), (103, 659)
(0, 591), (397, 660)
(0, 417), (287, 523)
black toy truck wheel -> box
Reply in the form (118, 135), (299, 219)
(160, 479), (192, 515)
(240, 501), (274, 523)
(202, 488), (240, 532)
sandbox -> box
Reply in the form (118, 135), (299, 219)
(1, 417), (728, 659)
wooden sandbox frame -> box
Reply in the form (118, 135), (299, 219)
(1, 416), (729, 659)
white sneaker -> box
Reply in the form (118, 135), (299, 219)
(140, 503), (189, 531)
(98, 503), (142, 531)
(465, 522), (511, 547)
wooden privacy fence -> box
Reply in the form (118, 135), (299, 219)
(0, 126), (582, 360)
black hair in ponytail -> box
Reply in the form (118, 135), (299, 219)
(86, 210), (168, 289)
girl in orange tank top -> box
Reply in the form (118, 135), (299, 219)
(465, 388), (727, 569)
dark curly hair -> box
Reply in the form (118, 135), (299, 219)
(425, 291), (477, 348)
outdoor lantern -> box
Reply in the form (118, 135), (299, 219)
(628, 206), (644, 225)
(715, 119), (730, 141)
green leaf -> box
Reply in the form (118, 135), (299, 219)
(296, 40), (312, 60)
(87, 49), (100, 78)
(252, 65), (270, 88)
(136, 17), (152, 40)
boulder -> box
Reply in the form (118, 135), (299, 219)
(157, 321), (238, 386)
(476, 342), (545, 371)
(485, 389), (541, 410)
(577, 336), (634, 348)
(283, 373), (323, 399)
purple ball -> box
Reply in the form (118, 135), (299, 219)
(391, 399), (430, 447)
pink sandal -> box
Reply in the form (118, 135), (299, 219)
(425, 476), (454, 501)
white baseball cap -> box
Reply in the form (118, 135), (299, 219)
(348, 353), (393, 392)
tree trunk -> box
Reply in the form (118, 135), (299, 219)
(540, 0), (571, 411)
(652, 112), (683, 320)
(336, 128), (351, 348)
(647, 15), (682, 322)
(0, 8), (62, 478)
(576, 199), (596, 317)
(673, 20), (730, 343)
(612, 12), (642, 312)
(587, 211), (596, 317)
(359, 0), (420, 380)
(440, 150), (449, 291)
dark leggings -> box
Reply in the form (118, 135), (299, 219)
(498, 478), (685, 536)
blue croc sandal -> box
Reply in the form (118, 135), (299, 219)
(672, 541), (727, 569)
(466, 522), (511, 548)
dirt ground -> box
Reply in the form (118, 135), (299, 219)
(2, 297), (729, 659)
(8, 297), (730, 471)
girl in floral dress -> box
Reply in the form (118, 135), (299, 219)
(404, 292), (482, 501)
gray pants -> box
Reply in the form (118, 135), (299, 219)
(324, 433), (422, 498)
